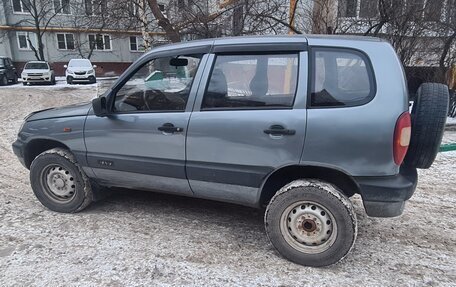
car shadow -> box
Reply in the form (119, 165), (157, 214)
(87, 187), (266, 229)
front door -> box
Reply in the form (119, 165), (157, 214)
(84, 53), (206, 195)
(186, 52), (308, 206)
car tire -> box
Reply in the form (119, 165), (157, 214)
(30, 148), (93, 213)
(67, 77), (73, 85)
(404, 83), (449, 169)
(13, 74), (18, 84)
(23, 82), (27, 86)
(51, 77), (56, 85)
(0, 75), (7, 86)
(265, 179), (357, 267)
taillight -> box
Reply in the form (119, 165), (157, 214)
(393, 112), (411, 165)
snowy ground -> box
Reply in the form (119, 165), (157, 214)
(0, 85), (455, 286)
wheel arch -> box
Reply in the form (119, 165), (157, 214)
(24, 138), (70, 169)
(259, 164), (360, 207)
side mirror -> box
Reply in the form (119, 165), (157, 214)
(93, 65), (97, 68)
(64, 65), (68, 68)
(92, 97), (108, 117)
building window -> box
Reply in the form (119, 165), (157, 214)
(338, 0), (357, 17)
(17, 32), (36, 50)
(54, 0), (70, 14)
(450, 0), (456, 25)
(85, 0), (107, 15)
(406, 0), (425, 20)
(88, 34), (111, 51)
(424, 0), (443, 21)
(129, 36), (145, 52)
(128, 0), (138, 16)
(57, 33), (75, 50)
(359, 0), (377, 18)
(11, 0), (30, 13)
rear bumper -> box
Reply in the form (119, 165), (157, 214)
(355, 166), (418, 217)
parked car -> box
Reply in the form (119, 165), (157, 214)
(64, 59), (96, 84)
(21, 61), (56, 85)
(0, 56), (18, 86)
(13, 36), (449, 267)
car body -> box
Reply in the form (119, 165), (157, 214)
(0, 56), (18, 85)
(65, 59), (96, 84)
(13, 35), (449, 266)
(21, 61), (56, 85)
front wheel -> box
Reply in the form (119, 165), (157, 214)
(0, 75), (7, 86)
(30, 148), (93, 213)
(265, 180), (357, 267)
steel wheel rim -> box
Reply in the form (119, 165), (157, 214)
(40, 164), (76, 203)
(280, 201), (338, 254)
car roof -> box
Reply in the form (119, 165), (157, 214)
(148, 34), (383, 55)
(26, 61), (48, 63)
(69, 59), (91, 62)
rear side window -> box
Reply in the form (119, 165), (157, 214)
(202, 54), (298, 110)
(311, 48), (375, 107)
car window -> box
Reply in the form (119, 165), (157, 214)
(0, 59), (4, 68)
(114, 55), (201, 113)
(25, 62), (48, 69)
(202, 54), (298, 110)
(311, 49), (374, 107)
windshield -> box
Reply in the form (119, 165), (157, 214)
(68, 59), (92, 68)
(25, 62), (49, 69)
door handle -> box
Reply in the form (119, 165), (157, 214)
(158, 123), (183, 133)
(264, 125), (296, 136)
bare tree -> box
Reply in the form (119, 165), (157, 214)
(147, 0), (180, 42)
(15, 0), (67, 61)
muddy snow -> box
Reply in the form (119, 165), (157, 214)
(0, 84), (455, 286)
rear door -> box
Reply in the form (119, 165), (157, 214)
(186, 48), (309, 206)
(84, 48), (210, 195)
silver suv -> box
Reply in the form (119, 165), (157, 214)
(12, 36), (449, 267)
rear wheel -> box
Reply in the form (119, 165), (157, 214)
(30, 148), (93, 213)
(67, 76), (73, 85)
(404, 83), (449, 168)
(265, 180), (357, 267)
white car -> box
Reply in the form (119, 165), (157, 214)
(64, 59), (97, 84)
(21, 61), (55, 85)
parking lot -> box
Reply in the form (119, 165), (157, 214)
(0, 84), (455, 286)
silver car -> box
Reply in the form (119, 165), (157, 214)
(12, 35), (449, 267)
(21, 61), (56, 85)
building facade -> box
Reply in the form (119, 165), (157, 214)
(0, 0), (167, 75)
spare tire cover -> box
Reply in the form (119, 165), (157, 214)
(404, 83), (449, 169)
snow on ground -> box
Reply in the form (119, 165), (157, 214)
(1, 77), (117, 90)
(447, 117), (456, 126)
(0, 86), (455, 286)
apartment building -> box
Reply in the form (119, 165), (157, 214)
(0, 0), (167, 75)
